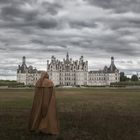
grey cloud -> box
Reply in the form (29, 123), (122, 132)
(31, 39), (68, 49)
(94, 39), (139, 56)
(0, 46), (6, 50)
(0, 19), (58, 30)
(95, 16), (140, 33)
(0, 1), (60, 30)
(0, 0), (62, 19)
(41, 1), (63, 15)
(0, 69), (16, 77)
(86, 0), (140, 13)
(0, 0), (17, 4)
(1, 5), (25, 18)
(120, 60), (133, 64)
(0, 44), (66, 54)
(66, 32), (140, 57)
(111, 19), (140, 31)
(0, 66), (17, 71)
(31, 39), (45, 45)
(0, 0), (28, 3)
(69, 20), (97, 29)
(0, 73), (15, 77)
(36, 18), (58, 29)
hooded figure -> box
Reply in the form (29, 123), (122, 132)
(28, 72), (59, 135)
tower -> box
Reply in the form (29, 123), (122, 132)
(21, 56), (27, 72)
(109, 56), (118, 73)
(111, 56), (114, 65)
(66, 52), (69, 61)
(22, 56), (26, 65)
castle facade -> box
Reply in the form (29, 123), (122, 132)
(17, 54), (120, 86)
(47, 53), (88, 86)
(17, 56), (44, 85)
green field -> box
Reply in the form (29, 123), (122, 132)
(0, 88), (140, 140)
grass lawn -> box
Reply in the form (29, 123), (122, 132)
(0, 88), (140, 140)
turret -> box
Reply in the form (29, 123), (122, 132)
(22, 56), (26, 65)
(111, 56), (114, 65)
(109, 56), (117, 72)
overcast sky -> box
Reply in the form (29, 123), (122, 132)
(0, 0), (140, 80)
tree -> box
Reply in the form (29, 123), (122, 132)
(120, 72), (129, 81)
(131, 75), (138, 81)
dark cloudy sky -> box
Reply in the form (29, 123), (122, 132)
(0, 0), (140, 80)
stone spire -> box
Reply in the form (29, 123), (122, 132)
(66, 52), (69, 61)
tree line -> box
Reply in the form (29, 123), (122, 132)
(111, 72), (140, 87)
(0, 80), (24, 87)
(120, 72), (139, 82)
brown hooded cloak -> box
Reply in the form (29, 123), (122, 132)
(28, 72), (59, 135)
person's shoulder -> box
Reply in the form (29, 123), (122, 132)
(42, 78), (54, 87)
(35, 78), (42, 87)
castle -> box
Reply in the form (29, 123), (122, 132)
(17, 53), (120, 86)
(17, 56), (45, 85)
